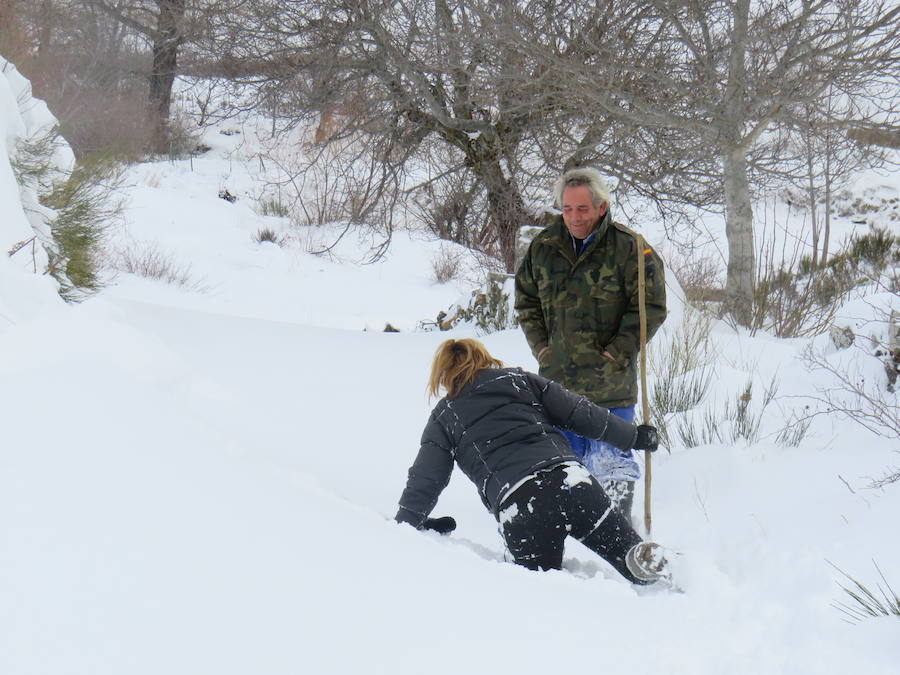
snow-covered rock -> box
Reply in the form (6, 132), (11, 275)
(0, 57), (73, 327)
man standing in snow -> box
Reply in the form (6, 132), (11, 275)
(514, 167), (667, 523)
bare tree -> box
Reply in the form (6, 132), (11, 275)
(87, 0), (190, 149)
(788, 89), (894, 269)
(534, 0), (900, 325)
(0, 0), (159, 156)
(210, 0), (708, 270)
(209, 1), (551, 270)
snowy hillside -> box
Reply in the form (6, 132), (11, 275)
(2, 75), (899, 675)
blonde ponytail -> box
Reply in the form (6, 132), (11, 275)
(427, 338), (503, 399)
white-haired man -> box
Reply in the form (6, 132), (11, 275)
(514, 167), (667, 521)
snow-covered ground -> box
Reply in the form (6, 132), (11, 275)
(2, 70), (899, 675)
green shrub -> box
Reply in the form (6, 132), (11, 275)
(839, 227), (899, 276)
(12, 128), (122, 301)
(41, 152), (123, 300)
(10, 130), (58, 190)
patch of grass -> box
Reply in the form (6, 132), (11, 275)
(830, 561), (900, 624)
(648, 306), (717, 446)
(673, 376), (781, 448)
(254, 227), (284, 246)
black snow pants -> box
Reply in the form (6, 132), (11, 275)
(498, 462), (645, 583)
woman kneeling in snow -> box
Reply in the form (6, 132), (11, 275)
(395, 338), (668, 584)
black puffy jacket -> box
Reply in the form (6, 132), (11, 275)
(395, 367), (639, 526)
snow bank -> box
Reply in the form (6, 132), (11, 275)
(1, 76), (897, 675)
(0, 57), (70, 329)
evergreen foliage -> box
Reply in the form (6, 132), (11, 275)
(10, 130), (58, 190)
(41, 153), (123, 301)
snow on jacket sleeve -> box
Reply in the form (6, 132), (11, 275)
(395, 413), (455, 528)
(527, 371), (637, 451)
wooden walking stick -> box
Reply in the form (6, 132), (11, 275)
(636, 234), (652, 535)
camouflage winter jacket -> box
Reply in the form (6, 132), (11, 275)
(514, 213), (667, 408)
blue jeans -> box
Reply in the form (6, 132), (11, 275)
(558, 405), (640, 482)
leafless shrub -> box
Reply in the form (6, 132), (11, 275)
(263, 133), (396, 230)
(847, 127), (900, 150)
(61, 88), (156, 161)
(160, 111), (207, 161)
(868, 465), (900, 489)
(111, 243), (205, 291)
(668, 253), (725, 308)
(739, 266), (848, 338)
(801, 342), (899, 439)
(409, 165), (487, 250)
(432, 245), (462, 284)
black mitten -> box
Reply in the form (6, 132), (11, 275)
(421, 516), (456, 535)
(633, 425), (659, 451)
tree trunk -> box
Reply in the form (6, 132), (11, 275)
(722, 146), (755, 325)
(149, 0), (185, 151)
(803, 107), (819, 268)
(475, 157), (531, 273)
(806, 157), (819, 268)
(823, 160), (832, 263)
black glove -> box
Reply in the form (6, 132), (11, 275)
(421, 516), (456, 535)
(633, 425), (659, 451)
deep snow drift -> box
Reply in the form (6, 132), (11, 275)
(2, 75), (898, 675)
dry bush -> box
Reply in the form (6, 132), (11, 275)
(111, 243), (205, 291)
(270, 134), (397, 232)
(801, 342), (899, 439)
(410, 170), (486, 250)
(160, 111), (207, 161)
(432, 245), (462, 284)
(740, 267), (845, 338)
(668, 252), (724, 307)
(847, 127), (900, 150)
